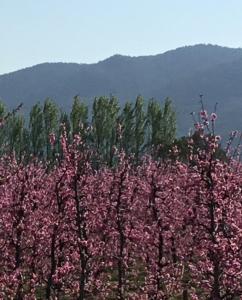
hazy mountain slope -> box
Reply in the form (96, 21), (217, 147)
(0, 44), (242, 136)
(164, 58), (242, 135)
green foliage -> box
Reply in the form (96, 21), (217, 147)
(0, 96), (179, 165)
(133, 95), (146, 162)
(175, 132), (227, 163)
(0, 102), (5, 117)
(160, 98), (176, 145)
(29, 103), (44, 157)
(70, 95), (88, 137)
(59, 111), (71, 140)
(8, 114), (25, 159)
(0, 102), (6, 154)
(92, 96), (119, 166)
(119, 102), (135, 155)
(146, 98), (163, 157)
(146, 97), (176, 159)
(43, 98), (59, 160)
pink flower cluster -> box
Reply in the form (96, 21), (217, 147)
(0, 135), (242, 299)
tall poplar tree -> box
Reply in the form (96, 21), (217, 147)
(133, 95), (145, 163)
(146, 98), (176, 158)
(29, 103), (44, 158)
(119, 102), (135, 155)
(43, 99), (59, 160)
(0, 102), (6, 154)
(92, 96), (119, 166)
(8, 114), (25, 160)
(70, 96), (88, 138)
(159, 98), (176, 156)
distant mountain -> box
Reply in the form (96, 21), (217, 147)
(1, 44), (242, 137)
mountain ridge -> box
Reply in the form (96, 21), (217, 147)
(1, 44), (242, 136)
(3, 43), (242, 76)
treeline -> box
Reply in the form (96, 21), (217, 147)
(0, 95), (176, 164)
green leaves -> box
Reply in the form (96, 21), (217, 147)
(29, 103), (44, 157)
(43, 99), (59, 160)
(92, 96), (119, 166)
(70, 95), (88, 137)
(146, 97), (176, 159)
(0, 96), (178, 164)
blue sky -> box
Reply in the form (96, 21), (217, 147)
(1, 0), (241, 74)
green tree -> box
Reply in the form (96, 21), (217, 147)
(59, 111), (71, 140)
(133, 95), (146, 163)
(0, 102), (5, 119)
(160, 98), (176, 146)
(146, 98), (162, 156)
(0, 102), (6, 154)
(22, 127), (31, 162)
(29, 103), (44, 158)
(92, 96), (119, 166)
(119, 102), (135, 155)
(8, 114), (25, 160)
(43, 99), (59, 160)
(70, 96), (88, 138)
(146, 98), (176, 158)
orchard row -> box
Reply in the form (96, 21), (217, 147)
(0, 129), (242, 299)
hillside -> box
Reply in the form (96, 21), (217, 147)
(1, 44), (242, 136)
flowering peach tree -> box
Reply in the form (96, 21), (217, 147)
(0, 110), (242, 299)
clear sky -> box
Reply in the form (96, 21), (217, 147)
(1, 0), (242, 74)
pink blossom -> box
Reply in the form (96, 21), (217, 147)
(49, 132), (56, 146)
(200, 110), (208, 120)
(210, 112), (217, 121)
